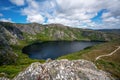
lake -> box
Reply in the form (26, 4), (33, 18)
(22, 41), (102, 60)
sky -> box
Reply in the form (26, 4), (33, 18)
(0, 0), (120, 29)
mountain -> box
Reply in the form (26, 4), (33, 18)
(96, 29), (120, 42)
(0, 21), (120, 79)
(0, 22), (119, 42)
(97, 29), (120, 35)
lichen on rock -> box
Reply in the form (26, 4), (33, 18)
(13, 59), (114, 80)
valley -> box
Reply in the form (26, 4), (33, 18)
(0, 22), (120, 79)
(0, 0), (120, 80)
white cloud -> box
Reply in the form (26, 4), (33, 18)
(26, 14), (44, 23)
(0, 13), (3, 17)
(102, 12), (112, 19)
(103, 17), (119, 22)
(1, 6), (14, 11)
(20, 0), (120, 29)
(10, 0), (25, 6)
(21, 0), (45, 23)
(0, 13), (13, 23)
(0, 8), (18, 24)
(101, 11), (120, 29)
(0, 18), (13, 22)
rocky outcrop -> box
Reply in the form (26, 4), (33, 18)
(0, 77), (9, 80)
(0, 22), (24, 44)
(12, 59), (114, 80)
(14, 23), (43, 35)
(0, 26), (18, 65)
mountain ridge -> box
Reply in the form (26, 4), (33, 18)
(0, 21), (119, 42)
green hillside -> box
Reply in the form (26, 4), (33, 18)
(0, 22), (120, 79)
(59, 40), (120, 78)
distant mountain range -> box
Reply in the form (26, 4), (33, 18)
(97, 29), (120, 35)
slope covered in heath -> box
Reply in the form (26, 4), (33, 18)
(59, 40), (120, 78)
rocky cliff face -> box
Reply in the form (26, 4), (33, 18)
(1, 22), (119, 42)
(2, 59), (112, 80)
(0, 22), (23, 44)
(0, 27), (18, 65)
(0, 22), (24, 65)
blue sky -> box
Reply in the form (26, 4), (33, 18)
(0, 0), (120, 29)
(0, 0), (26, 23)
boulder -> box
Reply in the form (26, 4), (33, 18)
(13, 59), (114, 80)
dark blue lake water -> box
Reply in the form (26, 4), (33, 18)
(22, 41), (102, 60)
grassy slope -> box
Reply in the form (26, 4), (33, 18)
(0, 34), (120, 78)
(0, 40), (45, 78)
(0, 30), (58, 78)
(59, 40), (120, 78)
(0, 38), (120, 78)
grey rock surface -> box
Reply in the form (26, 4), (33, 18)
(0, 26), (18, 65)
(13, 59), (114, 80)
(0, 77), (10, 80)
